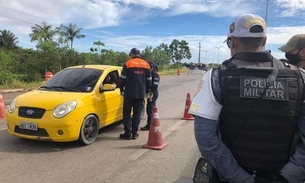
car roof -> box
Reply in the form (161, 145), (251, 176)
(67, 65), (122, 70)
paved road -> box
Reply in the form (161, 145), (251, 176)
(0, 73), (203, 183)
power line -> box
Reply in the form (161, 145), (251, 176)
(0, 5), (50, 25)
(0, 14), (35, 25)
(0, 5), (47, 20)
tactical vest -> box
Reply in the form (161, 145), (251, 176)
(218, 57), (304, 173)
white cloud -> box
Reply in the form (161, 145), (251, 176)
(274, 0), (305, 17)
(1, 0), (305, 63)
(167, 0), (259, 18)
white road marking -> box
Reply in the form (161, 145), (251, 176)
(129, 149), (149, 161)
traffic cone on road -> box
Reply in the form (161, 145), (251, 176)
(177, 69), (180, 75)
(181, 93), (194, 120)
(0, 93), (6, 119)
(143, 106), (168, 150)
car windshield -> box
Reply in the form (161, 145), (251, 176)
(40, 68), (103, 92)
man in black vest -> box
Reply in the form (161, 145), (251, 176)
(189, 13), (305, 183)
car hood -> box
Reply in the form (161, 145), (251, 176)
(15, 90), (91, 110)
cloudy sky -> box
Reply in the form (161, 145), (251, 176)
(1, 0), (305, 64)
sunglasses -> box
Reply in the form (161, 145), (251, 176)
(226, 37), (231, 49)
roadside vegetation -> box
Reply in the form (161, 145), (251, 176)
(0, 21), (215, 90)
(0, 67), (189, 90)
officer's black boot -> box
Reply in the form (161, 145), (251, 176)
(141, 118), (151, 131)
(141, 125), (150, 131)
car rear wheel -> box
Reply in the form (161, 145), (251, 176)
(78, 115), (99, 145)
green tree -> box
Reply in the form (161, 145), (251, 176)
(0, 50), (16, 84)
(29, 21), (55, 43)
(0, 30), (19, 50)
(111, 51), (129, 66)
(169, 39), (192, 64)
(141, 46), (154, 61)
(53, 26), (69, 71)
(90, 41), (105, 54)
(152, 43), (171, 69)
(141, 44), (171, 69)
(59, 23), (85, 50)
(97, 49), (129, 66)
(29, 22), (57, 72)
(14, 48), (45, 82)
(90, 41), (106, 64)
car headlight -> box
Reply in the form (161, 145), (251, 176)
(8, 97), (17, 114)
(53, 101), (77, 118)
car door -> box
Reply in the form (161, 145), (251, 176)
(98, 69), (123, 127)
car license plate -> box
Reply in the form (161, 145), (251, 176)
(19, 122), (38, 131)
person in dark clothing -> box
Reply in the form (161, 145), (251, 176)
(141, 61), (160, 131)
(189, 13), (305, 183)
(119, 48), (152, 140)
(103, 71), (118, 88)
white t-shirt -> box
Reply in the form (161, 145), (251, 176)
(188, 69), (223, 120)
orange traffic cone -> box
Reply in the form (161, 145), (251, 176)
(0, 93), (6, 119)
(181, 93), (194, 120)
(177, 69), (180, 75)
(143, 106), (168, 150)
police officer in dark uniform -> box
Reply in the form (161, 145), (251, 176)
(119, 48), (152, 140)
(141, 61), (160, 130)
(189, 13), (305, 183)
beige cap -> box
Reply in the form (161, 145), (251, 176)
(279, 34), (305, 52)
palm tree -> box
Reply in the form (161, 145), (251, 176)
(59, 23), (85, 50)
(29, 21), (56, 72)
(90, 40), (105, 54)
(0, 29), (18, 50)
(29, 21), (55, 43)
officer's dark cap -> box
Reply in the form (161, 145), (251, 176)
(129, 48), (141, 56)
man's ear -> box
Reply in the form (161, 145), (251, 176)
(262, 37), (267, 47)
(300, 48), (305, 56)
(231, 37), (237, 49)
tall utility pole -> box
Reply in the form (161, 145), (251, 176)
(215, 46), (223, 64)
(203, 49), (209, 66)
(265, 0), (269, 27)
(264, 0), (269, 50)
(198, 42), (201, 64)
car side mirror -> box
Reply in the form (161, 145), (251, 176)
(100, 84), (116, 93)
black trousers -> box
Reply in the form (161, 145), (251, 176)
(145, 94), (158, 126)
(123, 98), (144, 135)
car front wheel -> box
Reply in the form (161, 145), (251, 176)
(78, 115), (99, 145)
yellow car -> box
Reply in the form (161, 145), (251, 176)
(6, 65), (137, 145)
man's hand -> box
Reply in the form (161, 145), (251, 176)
(148, 93), (153, 101)
(120, 91), (124, 97)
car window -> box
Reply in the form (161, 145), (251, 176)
(40, 68), (103, 92)
(102, 70), (119, 88)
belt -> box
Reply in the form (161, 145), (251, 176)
(250, 170), (280, 181)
